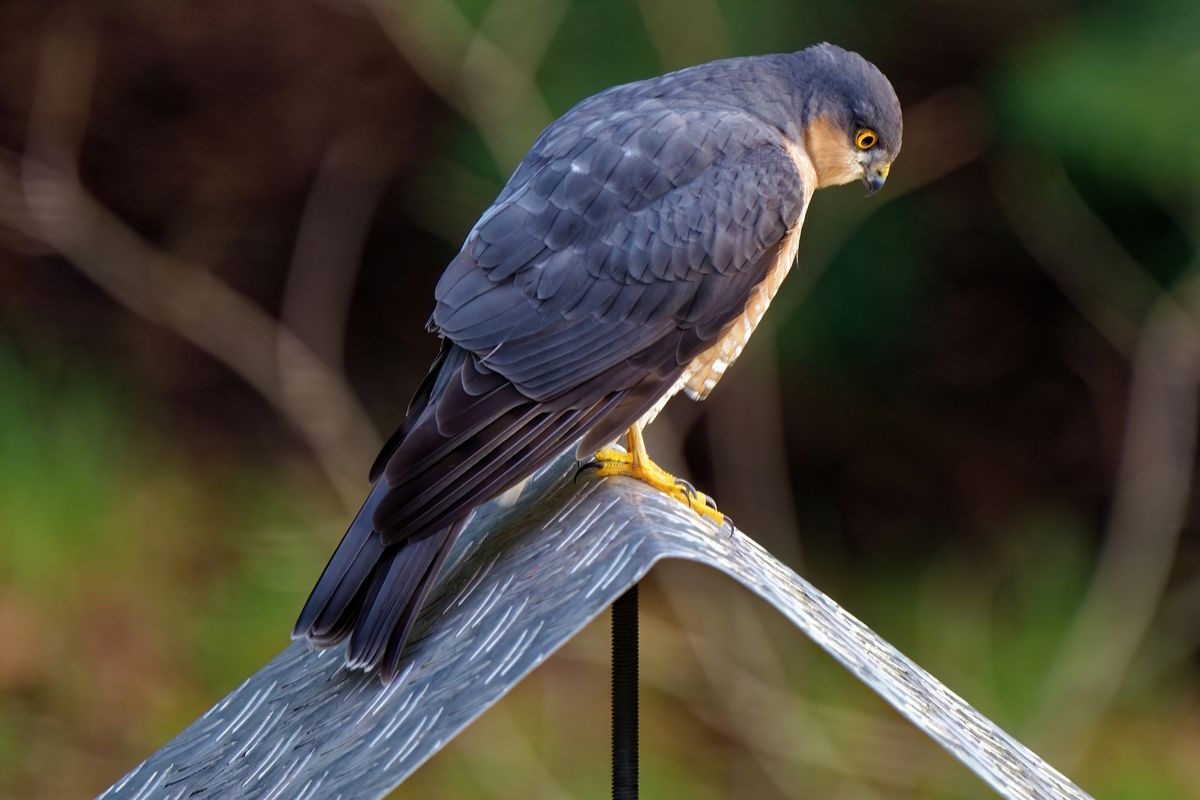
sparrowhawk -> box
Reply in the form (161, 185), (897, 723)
(294, 42), (902, 681)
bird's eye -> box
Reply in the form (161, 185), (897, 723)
(855, 129), (878, 150)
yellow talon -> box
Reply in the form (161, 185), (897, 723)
(589, 426), (725, 527)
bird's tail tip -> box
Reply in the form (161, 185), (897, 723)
(293, 514), (465, 683)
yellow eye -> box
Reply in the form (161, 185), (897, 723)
(855, 129), (878, 150)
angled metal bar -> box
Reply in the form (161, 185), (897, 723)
(101, 452), (1093, 800)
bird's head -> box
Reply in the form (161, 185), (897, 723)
(791, 43), (902, 195)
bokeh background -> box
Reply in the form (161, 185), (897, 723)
(1, 0), (1198, 796)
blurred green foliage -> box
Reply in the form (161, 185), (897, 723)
(1001, 0), (1200, 194)
(0, 349), (337, 796)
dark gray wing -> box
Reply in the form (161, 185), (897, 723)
(377, 107), (807, 537)
(296, 107), (806, 679)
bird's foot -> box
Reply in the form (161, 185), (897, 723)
(586, 447), (726, 528)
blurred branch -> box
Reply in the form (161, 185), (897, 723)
(280, 126), (397, 416)
(6, 156), (382, 507)
(367, 0), (566, 171)
(993, 158), (1158, 357)
(995, 157), (1198, 764)
(367, 0), (570, 244)
(3, 26), (380, 508)
(1126, 571), (1200, 694)
(1030, 277), (1198, 763)
(474, 0), (568, 76)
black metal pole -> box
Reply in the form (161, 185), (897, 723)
(611, 583), (639, 800)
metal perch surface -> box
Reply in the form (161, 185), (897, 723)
(100, 452), (1093, 800)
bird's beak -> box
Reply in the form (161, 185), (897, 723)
(863, 162), (890, 196)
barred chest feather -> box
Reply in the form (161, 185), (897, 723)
(634, 219), (805, 430)
(637, 140), (816, 430)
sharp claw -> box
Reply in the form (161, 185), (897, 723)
(574, 460), (599, 483)
(724, 514), (736, 536)
(578, 447), (727, 531)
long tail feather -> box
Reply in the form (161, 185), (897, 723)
(293, 479), (389, 644)
(294, 341), (683, 681)
(293, 498), (466, 678)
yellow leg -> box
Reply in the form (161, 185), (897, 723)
(589, 425), (725, 527)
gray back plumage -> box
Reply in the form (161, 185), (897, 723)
(297, 44), (902, 681)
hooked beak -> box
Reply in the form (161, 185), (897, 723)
(863, 162), (890, 196)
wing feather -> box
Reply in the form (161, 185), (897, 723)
(381, 117), (809, 533)
(297, 90), (811, 675)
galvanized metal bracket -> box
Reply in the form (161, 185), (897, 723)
(101, 452), (1093, 800)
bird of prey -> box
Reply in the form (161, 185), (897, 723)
(294, 42), (902, 681)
